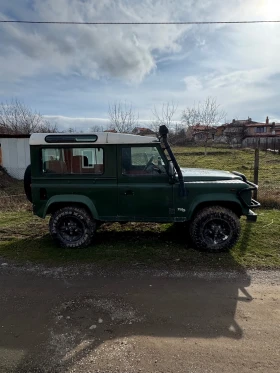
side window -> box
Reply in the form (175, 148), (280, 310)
(122, 146), (166, 176)
(42, 148), (104, 174)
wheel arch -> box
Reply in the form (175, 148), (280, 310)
(44, 195), (99, 220)
(191, 200), (242, 220)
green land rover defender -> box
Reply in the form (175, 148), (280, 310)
(24, 125), (260, 252)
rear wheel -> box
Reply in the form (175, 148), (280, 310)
(49, 206), (96, 248)
(190, 206), (241, 252)
(24, 165), (32, 203)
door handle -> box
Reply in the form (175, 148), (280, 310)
(123, 190), (134, 196)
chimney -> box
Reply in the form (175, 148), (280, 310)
(272, 122), (276, 135)
(266, 116), (269, 125)
(232, 119), (235, 123)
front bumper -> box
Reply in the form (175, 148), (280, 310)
(246, 209), (258, 222)
(232, 171), (261, 222)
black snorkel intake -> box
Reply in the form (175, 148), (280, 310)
(159, 125), (186, 197)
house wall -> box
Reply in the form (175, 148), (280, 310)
(245, 125), (274, 136)
(0, 138), (30, 179)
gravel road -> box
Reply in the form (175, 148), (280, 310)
(0, 262), (279, 373)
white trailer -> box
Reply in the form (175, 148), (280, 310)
(0, 135), (30, 179)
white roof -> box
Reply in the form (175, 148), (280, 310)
(29, 132), (159, 145)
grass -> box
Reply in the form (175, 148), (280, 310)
(0, 146), (279, 268)
(0, 209), (279, 269)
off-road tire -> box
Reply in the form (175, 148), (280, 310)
(24, 165), (32, 203)
(190, 206), (241, 252)
(49, 206), (96, 248)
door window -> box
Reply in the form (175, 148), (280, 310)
(122, 146), (166, 175)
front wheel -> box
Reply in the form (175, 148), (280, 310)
(190, 206), (241, 252)
(49, 206), (96, 248)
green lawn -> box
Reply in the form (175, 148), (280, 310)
(0, 146), (279, 268)
(0, 209), (279, 269)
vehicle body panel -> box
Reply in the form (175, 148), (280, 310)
(31, 144), (118, 220)
(28, 135), (258, 224)
(181, 168), (243, 182)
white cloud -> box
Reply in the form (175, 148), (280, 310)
(44, 115), (158, 132)
(44, 116), (110, 132)
(183, 76), (203, 92)
(2, 0), (280, 122)
(0, 0), (197, 82)
(5, 0), (268, 83)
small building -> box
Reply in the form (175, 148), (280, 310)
(212, 117), (280, 147)
(242, 117), (280, 149)
(0, 134), (30, 179)
(103, 129), (118, 133)
(245, 117), (278, 136)
(132, 127), (155, 136)
(186, 124), (217, 143)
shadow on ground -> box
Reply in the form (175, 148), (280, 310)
(0, 259), (252, 373)
(0, 222), (249, 269)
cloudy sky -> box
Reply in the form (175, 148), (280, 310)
(1, 0), (280, 131)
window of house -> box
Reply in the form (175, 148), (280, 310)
(42, 147), (104, 174)
(122, 146), (166, 175)
(255, 127), (267, 133)
(196, 133), (204, 140)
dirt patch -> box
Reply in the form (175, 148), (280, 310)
(0, 167), (28, 211)
(0, 167), (15, 188)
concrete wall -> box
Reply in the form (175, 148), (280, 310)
(0, 138), (30, 179)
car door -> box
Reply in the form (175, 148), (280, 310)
(117, 145), (173, 222)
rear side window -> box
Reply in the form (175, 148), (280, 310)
(42, 148), (104, 174)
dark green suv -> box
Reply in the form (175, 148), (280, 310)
(24, 126), (260, 252)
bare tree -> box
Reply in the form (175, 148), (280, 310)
(108, 101), (139, 133)
(182, 97), (226, 154)
(151, 102), (186, 144)
(152, 102), (178, 131)
(67, 127), (77, 133)
(90, 124), (104, 132)
(0, 99), (57, 134)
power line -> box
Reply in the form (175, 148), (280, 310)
(0, 20), (280, 25)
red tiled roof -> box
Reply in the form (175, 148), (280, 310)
(193, 125), (217, 132)
(132, 127), (155, 134)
